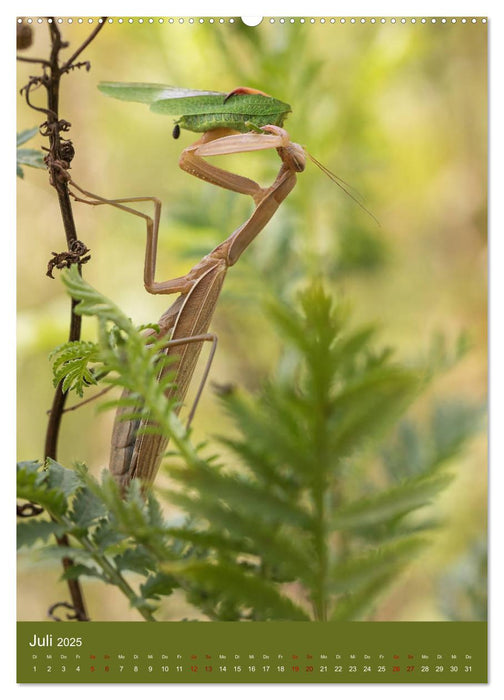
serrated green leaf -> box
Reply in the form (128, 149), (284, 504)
(17, 520), (66, 548)
(332, 472), (453, 531)
(166, 526), (248, 553)
(330, 571), (397, 621)
(330, 538), (427, 594)
(329, 368), (420, 459)
(45, 459), (82, 497)
(219, 388), (317, 479)
(168, 491), (255, 537)
(91, 518), (125, 548)
(173, 492), (310, 586)
(431, 401), (485, 460)
(382, 401), (485, 482)
(61, 564), (107, 581)
(218, 433), (300, 495)
(146, 492), (166, 529)
(61, 266), (133, 332)
(17, 127), (39, 146)
(71, 487), (107, 528)
(129, 596), (158, 613)
(140, 572), (178, 600)
(381, 419), (425, 480)
(80, 473), (175, 561)
(51, 341), (100, 397)
(17, 147), (45, 170)
(114, 546), (156, 574)
(17, 462), (67, 516)
(17, 460), (43, 475)
(39, 545), (95, 562)
(163, 560), (310, 621)
(168, 464), (311, 529)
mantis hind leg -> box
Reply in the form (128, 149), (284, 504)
(161, 332), (218, 429)
(58, 332), (217, 425)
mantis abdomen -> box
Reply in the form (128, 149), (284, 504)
(109, 260), (227, 490)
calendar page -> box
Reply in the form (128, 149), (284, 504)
(16, 14), (487, 684)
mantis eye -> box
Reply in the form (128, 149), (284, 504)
(172, 124), (181, 139)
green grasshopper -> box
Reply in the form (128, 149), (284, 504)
(70, 84), (374, 491)
(98, 83), (291, 138)
(97, 83), (375, 217)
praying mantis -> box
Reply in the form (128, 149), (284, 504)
(67, 85), (305, 491)
(70, 85), (372, 491)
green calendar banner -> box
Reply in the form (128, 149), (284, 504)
(17, 621), (487, 683)
(16, 13), (488, 688)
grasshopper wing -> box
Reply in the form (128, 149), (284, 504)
(98, 82), (224, 105)
(151, 91), (290, 118)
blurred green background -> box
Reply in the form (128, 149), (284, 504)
(17, 17), (487, 621)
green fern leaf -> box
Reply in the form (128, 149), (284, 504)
(166, 526), (249, 554)
(50, 340), (100, 396)
(218, 433), (301, 494)
(167, 524), (314, 587)
(332, 471), (453, 531)
(328, 367), (420, 459)
(219, 388), (318, 480)
(431, 401), (485, 461)
(382, 401), (485, 481)
(167, 493), (313, 584)
(330, 538), (427, 594)
(168, 463), (312, 528)
(162, 560), (310, 621)
(62, 266), (133, 332)
(330, 571), (397, 621)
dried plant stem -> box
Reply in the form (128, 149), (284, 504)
(18, 17), (107, 621)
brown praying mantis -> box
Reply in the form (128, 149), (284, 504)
(67, 85), (374, 492)
(69, 126), (304, 490)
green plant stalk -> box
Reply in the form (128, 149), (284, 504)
(311, 418), (329, 621)
(57, 513), (157, 622)
(312, 480), (328, 621)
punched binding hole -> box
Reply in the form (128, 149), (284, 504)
(241, 16), (263, 26)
